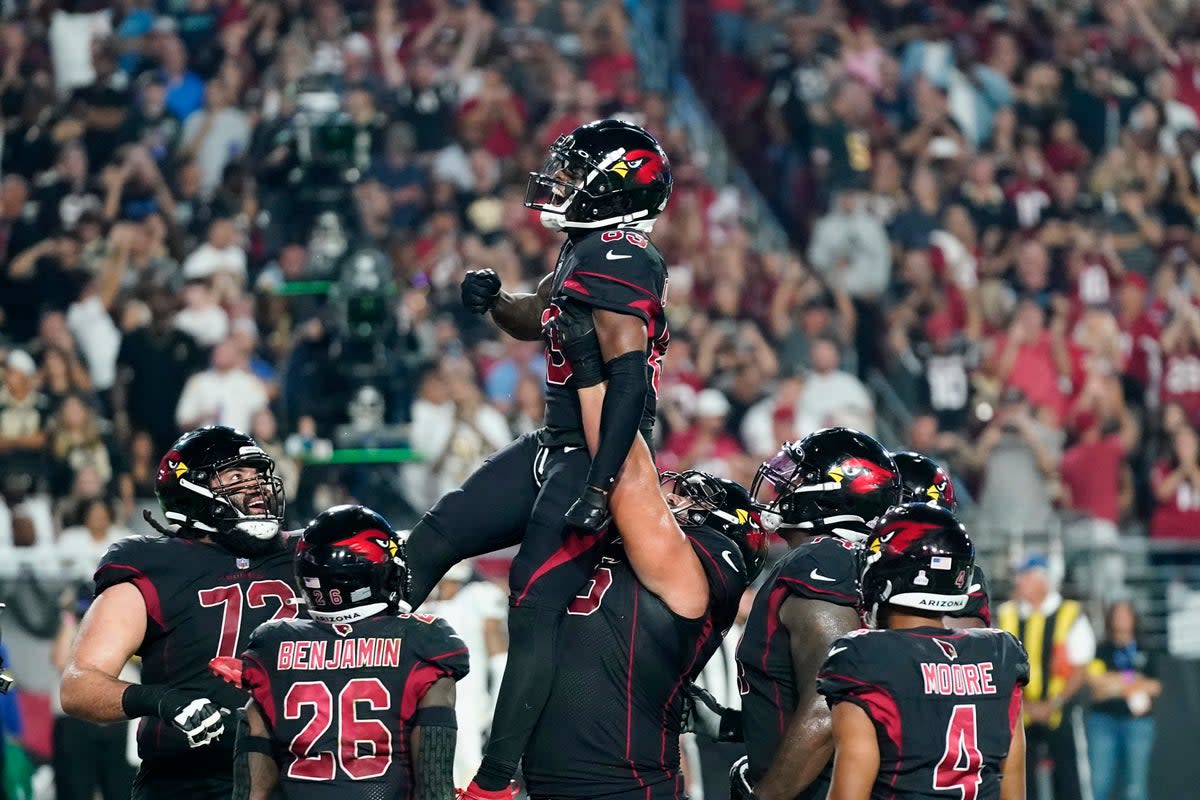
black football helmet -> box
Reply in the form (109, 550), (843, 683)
(525, 118), (672, 231)
(861, 503), (974, 625)
(751, 428), (901, 541)
(295, 505), (411, 625)
(155, 426), (285, 554)
(891, 451), (957, 510)
(663, 471), (769, 581)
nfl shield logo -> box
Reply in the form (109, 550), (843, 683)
(236, 558), (250, 570)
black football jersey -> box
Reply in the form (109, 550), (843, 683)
(241, 613), (469, 800)
(523, 525), (746, 800)
(817, 627), (1030, 800)
(951, 565), (993, 626)
(94, 534), (300, 764)
(736, 535), (862, 794)
(541, 226), (670, 446)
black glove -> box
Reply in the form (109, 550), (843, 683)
(461, 269), (502, 315)
(162, 691), (228, 748)
(682, 683), (744, 742)
(729, 755), (756, 800)
(564, 484), (610, 534)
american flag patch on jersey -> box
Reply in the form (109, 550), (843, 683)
(930, 556), (952, 570)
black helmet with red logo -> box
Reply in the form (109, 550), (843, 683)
(524, 118), (672, 231)
(861, 503), (974, 625)
(295, 505), (410, 625)
(891, 451), (957, 510)
(154, 425), (285, 555)
(751, 428), (901, 541)
(663, 471), (769, 581)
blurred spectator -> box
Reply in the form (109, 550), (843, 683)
(157, 34), (205, 121)
(113, 291), (204, 453)
(39, 346), (94, 413)
(985, 298), (1073, 421)
(0, 350), (50, 522)
(974, 388), (1063, 537)
(807, 189), (892, 301)
(48, 393), (117, 499)
(56, 497), (131, 581)
(1150, 422), (1200, 540)
(174, 336), (268, 433)
(1086, 601), (1161, 800)
(179, 81), (250, 196)
(173, 278), (230, 346)
(660, 388), (746, 476)
(741, 375), (819, 459)
(799, 338), (874, 433)
(408, 361), (512, 507)
(182, 217), (247, 285)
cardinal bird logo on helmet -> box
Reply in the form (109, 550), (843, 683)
(928, 468), (955, 507)
(609, 149), (665, 185)
(337, 529), (397, 564)
(827, 457), (897, 495)
(871, 519), (944, 557)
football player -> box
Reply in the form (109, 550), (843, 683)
(525, 304), (765, 800)
(891, 450), (992, 628)
(733, 428), (902, 800)
(817, 503), (1028, 800)
(405, 118), (673, 798)
(223, 505), (468, 800)
(60, 426), (298, 800)
(522, 464), (767, 800)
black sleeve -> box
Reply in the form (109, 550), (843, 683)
(816, 634), (876, 705)
(586, 349), (648, 490)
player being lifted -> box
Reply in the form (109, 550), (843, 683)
(520, 308), (768, 800)
(817, 503), (1028, 800)
(60, 426), (299, 800)
(404, 118), (673, 798)
(223, 505), (468, 800)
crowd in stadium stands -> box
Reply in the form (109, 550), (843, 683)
(1, 0), (1199, 583)
(685, 0), (1200, 555)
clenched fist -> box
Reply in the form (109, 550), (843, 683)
(461, 269), (502, 315)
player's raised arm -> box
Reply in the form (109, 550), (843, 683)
(559, 307), (708, 617)
(462, 269), (553, 341)
(827, 701), (879, 800)
(753, 596), (861, 800)
(412, 676), (458, 800)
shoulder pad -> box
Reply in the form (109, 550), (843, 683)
(773, 538), (862, 607)
(403, 613), (470, 680)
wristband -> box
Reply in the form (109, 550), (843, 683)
(122, 683), (168, 719)
(412, 705), (458, 729)
(235, 735), (275, 757)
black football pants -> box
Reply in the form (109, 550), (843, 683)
(130, 754), (233, 800)
(405, 430), (611, 789)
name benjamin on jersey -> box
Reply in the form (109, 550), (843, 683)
(921, 662), (997, 696)
(277, 638), (403, 671)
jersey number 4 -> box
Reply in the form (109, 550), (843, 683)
(285, 678), (392, 781)
(197, 580), (298, 658)
(934, 704), (984, 800)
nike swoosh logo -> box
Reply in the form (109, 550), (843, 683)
(606, 250), (633, 260)
(968, 584), (982, 594)
(828, 646), (848, 656)
(721, 550), (740, 572)
(564, 446), (583, 453)
(810, 568), (837, 582)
